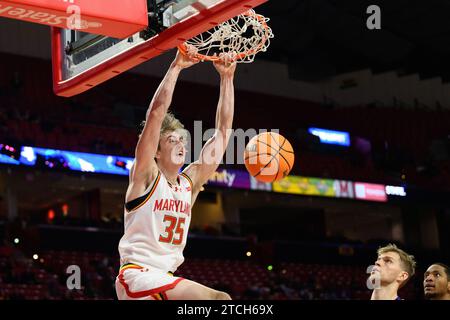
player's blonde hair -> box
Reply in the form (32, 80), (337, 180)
(378, 243), (416, 285)
(139, 112), (187, 148)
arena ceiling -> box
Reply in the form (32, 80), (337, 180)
(258, 0), (450, 81)
(1, 0), (450, 84)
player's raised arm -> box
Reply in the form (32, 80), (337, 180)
(131, 50), (199, 188)
(183, 53), (237, 199)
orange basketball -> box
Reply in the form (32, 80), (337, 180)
(244, 132), (295, 183)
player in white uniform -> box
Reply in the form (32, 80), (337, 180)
(116, 47), (236, 300)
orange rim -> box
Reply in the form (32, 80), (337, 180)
(177, 11), (271, 62)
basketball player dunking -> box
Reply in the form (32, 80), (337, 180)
(115, 48), (236, 300)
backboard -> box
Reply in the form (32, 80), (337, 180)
(52, 0), (268, 97)
(1, 0), (149, 38)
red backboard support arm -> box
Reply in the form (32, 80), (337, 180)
(52, 0), (268, 97)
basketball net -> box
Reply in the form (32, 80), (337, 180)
(178, 9), (274, 63)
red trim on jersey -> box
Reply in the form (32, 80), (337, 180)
(180, 172), (193, 190)
(118, 266), (184, 299)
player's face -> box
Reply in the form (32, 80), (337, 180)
(158, 130), (187, 166)
(371, 252), (407, 286)
(424, 265), (450, 299)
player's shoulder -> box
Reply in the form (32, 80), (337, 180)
(179, 171), (193, 190)
(125, 168), (162, 210)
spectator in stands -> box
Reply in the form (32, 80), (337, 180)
(368, 244), (416, 300)
(423, 263), (450, 300)
(47, 274), (62, 297)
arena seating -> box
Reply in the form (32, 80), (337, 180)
(0, 247), (423, 300)
(1, 53), (450, 187)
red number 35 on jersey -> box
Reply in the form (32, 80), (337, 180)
(158, 215), (186, 245)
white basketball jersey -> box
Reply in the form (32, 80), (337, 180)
(118, 171), (193, 273)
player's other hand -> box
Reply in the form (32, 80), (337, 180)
(213, 52), (237, 78)
(174, 44), (199, 69)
